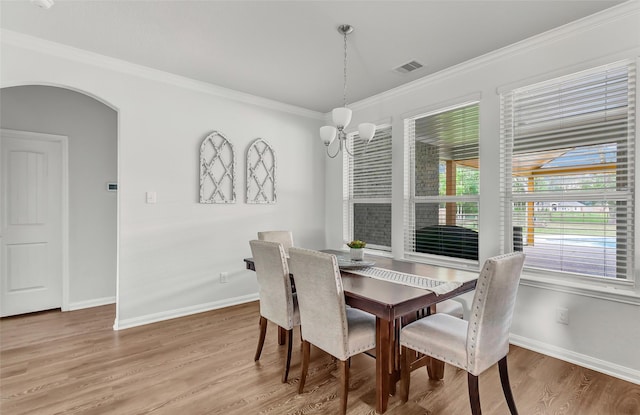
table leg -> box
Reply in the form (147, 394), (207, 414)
(389, 318), (401, 395)
(375, 317), (391, 413)
(278, 326), (286, 345)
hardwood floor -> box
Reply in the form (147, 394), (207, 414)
(1, 302), (639, 414)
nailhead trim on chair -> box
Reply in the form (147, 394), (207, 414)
(468, 252), (522, 372)
(402, 340), (466, 369)
(468, 261), (490, 370)
(348, 342), (377, 356)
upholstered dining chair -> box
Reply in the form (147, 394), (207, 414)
(400, 252), (526, 415)
(404, 298), (465, 383)
(257, 230), (294, 256)
(288, 247), (376, 415)
(249, 240), (300, 383)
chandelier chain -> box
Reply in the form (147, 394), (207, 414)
(343, 30), (348, 108)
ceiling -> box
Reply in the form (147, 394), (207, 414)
(0, 0), (627, 113)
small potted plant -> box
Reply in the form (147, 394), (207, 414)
(347, 240), (366, 261)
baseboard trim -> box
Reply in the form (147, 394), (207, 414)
(114, 293), (259, 331)
(510, 333), (640, 385)
(68, 296), (115, 311)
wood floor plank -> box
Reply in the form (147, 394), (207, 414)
(1, 302), (639, 415)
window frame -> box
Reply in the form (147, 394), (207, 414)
(499, 60), (637, 288)
(343, 124), (393, 252)
(403, 100), (481, 266)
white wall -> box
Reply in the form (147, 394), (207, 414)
(1, 85), (118, 309)
(328, 2), (640, 381)
(1, 31), (326, 329)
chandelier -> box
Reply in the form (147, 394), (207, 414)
(320, 24), (376, 158)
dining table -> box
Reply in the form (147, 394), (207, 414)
(244, 249), (478, 414)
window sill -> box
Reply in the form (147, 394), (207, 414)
(520, 272), (640, 305)
(364, 248), (394, 258)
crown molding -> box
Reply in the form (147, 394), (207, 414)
(1, 29), (325, 121)
(348, 0), (640, 112)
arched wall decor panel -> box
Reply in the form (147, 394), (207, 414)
(246, 138), (276, 204)
(200, 131), (236, 204)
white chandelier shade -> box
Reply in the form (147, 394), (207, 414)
(332, 107), (352, 129)
(357, 122), (376, 143)
(318, 121), (377, 148)
(319, 125), (337, 146)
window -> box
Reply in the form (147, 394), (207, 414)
(404, 102), (480, 261)
(343, 125), (392, 251)
(500, 61), (635, 280)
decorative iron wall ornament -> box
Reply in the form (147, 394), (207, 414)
(200, 131), (236, 204)
(246, 138), (276, 204)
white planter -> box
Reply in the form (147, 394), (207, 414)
(350, 248), (364, 261)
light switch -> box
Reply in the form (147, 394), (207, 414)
(146, 191), (157, 204)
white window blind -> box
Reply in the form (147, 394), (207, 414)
(343, 125), (392, 251)
(404, 102), (480, 261)
(500, 61), (635, 279)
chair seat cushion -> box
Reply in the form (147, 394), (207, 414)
(346, 307), (376, 357)
(400, 314), (468, 371)
(436, 299), (464, 319)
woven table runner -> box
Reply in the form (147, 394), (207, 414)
(344, 266), (462, 295)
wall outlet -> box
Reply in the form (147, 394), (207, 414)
(146, 191), (157, 204)
(220, 272), (229, 283)
(556, 307), (569, 325)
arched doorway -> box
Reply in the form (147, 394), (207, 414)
(0, 85), (118, 318)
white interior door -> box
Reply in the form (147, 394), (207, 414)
(1, 131), (63, 317)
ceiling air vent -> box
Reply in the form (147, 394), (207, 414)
(394, 60), (424, 74)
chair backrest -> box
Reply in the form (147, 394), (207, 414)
(288, 247), (350, 361)
(466, 252), (525, 376)
(249, 240), (296, 330)
(257, 231), (294, 256)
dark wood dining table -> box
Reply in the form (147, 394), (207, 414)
(244, 250), (478, 414)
